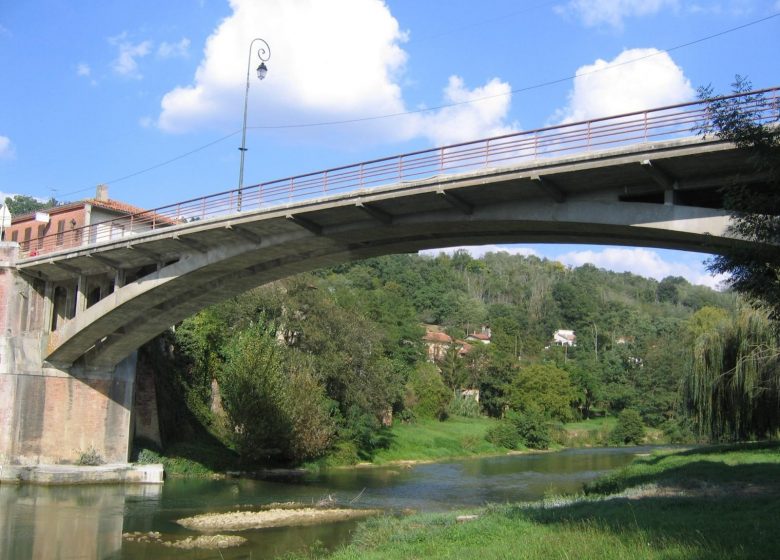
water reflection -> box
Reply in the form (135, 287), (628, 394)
(0, 483), (160, 560)
(0, 446), (655, 559)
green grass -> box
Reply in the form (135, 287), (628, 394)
(309, 441), (780, 559)
(368, 416), (508, 465)
(552, 417), (616, 447)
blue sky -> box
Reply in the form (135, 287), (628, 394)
(1, 0), (778, 286)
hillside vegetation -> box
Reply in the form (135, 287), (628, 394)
(139, 251), (737, 469)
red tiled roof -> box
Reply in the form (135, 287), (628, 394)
(85, 198), (154, 216)
(424, 332), (452, 344)
(11, 198), (178, 226)
(468, 332), (491, 340)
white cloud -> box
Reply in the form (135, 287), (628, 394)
(77, 63), (91, 77)
(410, 76), (516, 146)
(554, 247), (725, 288)
(556, 0), (678, 28)
(157, 0), (514, 147)
(0, 136), (15, 160)
(158, 38), (190, 59)
(554, 48), (694, 123)
(109, 33), (153, 79)
(420, 245), (538, 259)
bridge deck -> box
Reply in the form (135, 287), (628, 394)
(17, 135), (758, 284)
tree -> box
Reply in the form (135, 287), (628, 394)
(4, 194), (58, 215)
(609, 409), (646, 445)
(698, 77), (780, 317)
(683, 304), (780, 442)
(404, 362), (450, 420)
(219, 324), (290, 462)
(439, 343), (466, 390)
(505, 363), (575, 421)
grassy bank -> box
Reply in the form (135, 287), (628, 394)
(311, 442), (780, 559)
(141, 415), (670, 475)
(368, 416), (507, 465)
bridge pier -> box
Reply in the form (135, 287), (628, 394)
(0, 242), (140, 472)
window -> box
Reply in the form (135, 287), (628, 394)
(56, 220), (65, 246)
(22, 227), (31, 251)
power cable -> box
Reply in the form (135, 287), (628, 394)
(56, 10), (780, 197)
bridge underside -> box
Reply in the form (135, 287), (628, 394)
(17, 136), (762, 370)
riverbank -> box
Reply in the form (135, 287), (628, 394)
(143, 416), (671, 477)
(311, 441), (780, 559)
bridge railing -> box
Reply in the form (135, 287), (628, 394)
(19, 87), (779, 259)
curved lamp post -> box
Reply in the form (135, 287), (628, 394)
(237, 37), (271, 211)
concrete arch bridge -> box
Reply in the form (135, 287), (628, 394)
(0, 88), (776, 469)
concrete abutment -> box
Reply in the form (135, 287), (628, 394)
(0, 242), (148, 477)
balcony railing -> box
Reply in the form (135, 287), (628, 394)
(17, 87), (779, 259)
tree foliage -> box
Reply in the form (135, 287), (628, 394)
(684, 305), (780, 441)
(609, 409), (646, 445)
(506, 363), (575, 421)
(698, 77), (780, 317)
(4, 194), (58, 216)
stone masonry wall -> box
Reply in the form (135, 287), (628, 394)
(0, 242), (138, 466)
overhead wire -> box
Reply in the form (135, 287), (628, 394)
(55, 10), (779, 199)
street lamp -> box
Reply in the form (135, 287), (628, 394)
(238, 37), (271, 211)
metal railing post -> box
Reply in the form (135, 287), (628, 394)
(587, 121), (591, 149)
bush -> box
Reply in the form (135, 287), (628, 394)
(511, 409), (551, 450)
(136, 448), (162, 464)
(609, 409), (646, 445)
(404, 363), (450, 420)
(77, 446), (103, 466)
(446, 394), (481, 418)
(661, 417), (696, 444)
(486, 421), (521, 449)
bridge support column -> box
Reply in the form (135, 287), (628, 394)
(0, 242), (138, 471)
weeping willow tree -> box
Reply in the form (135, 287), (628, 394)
(684, 305), (780, 441)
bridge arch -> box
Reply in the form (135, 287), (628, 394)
(20, 135), (756, 369)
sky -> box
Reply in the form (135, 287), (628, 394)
(0, 0), (778, 287)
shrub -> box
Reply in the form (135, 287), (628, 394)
(511, 409), (551, 450)
(486, 420), (521, 449)
(77, 446), (103, 466)
(446, 394), (481, 418)
(609, 409), (646, 445)
(404, 363), (450, 420)
(136, 448), (162, 464)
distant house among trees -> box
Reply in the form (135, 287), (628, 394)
(423, 326), (473, 362)
(552, 329), (577, 347)
(466, 325), (491, 344)
(423, 327), (452, 362)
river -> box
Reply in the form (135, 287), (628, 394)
(0, 446), (657, 559)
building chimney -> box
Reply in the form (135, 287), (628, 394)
(96, 184), (109, 201)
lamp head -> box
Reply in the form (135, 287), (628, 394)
(256, 62), (268, 80)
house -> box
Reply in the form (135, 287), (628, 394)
(466, 325), (491, 344)
(423, 327), (452, 362)
(552, 329), (576, 347)
(5, 184), (171, 257)
(456, 340), (473, 356)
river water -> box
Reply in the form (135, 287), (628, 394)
(0, 446), (655, 559)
